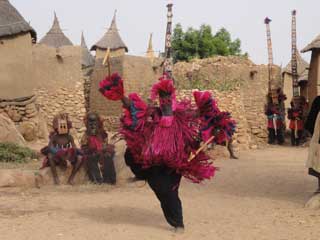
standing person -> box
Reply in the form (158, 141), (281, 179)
(288, 96), (305, 146)
(305, 96), (320, 193)
(99, 73), (235, 230)
(265, 89), (286, 145)
(81, 112), (116, 185)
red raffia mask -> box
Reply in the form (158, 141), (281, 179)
(99, 72), (124, 101)
(151, 75), (177, 110)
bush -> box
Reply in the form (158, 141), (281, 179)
(0, 142), (37, 163)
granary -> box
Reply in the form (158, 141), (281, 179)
(301, 34), (320, 105)
(146, 33), (156, 60)
(0, 0), (37, 100)
(39, 12), (73, 48)
(32, 12), (81, 89)
(91, 11), (128, 59)
(0, 0), (49, 142)
(282, 51), (309, 109)
(81, 32), (94, 68)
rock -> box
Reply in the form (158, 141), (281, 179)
(26, 111), (38, 118)
(17, 122), (37, 141)
(305, 194), (320, 209)
(0, 170), (36, 188)
(7, 108), (22, 122)
(0, 114), (26, 146)
(250, 145), (258, 150)
(35, 166), (88, 186)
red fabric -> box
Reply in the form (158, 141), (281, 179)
(289, 120), (304, 130)
(267, 119), (284, 129)
(41, 148), (77, 169)
(88, 136), (103, 151)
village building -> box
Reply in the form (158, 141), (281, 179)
(282, 51), (309, 109)
(146, 33), (156, 60)
(39, 12), (73, 48)
(301, 35), (320, 106)
(32, 12), (81, 89)
(81, 32), (95, 69)
(91, 11), (128, 59)
(0, 0), (36, 100)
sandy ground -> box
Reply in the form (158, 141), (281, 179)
(1, 146), (320, 240)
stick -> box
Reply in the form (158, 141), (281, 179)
(102, 48), (111, 77)
(188, 136), (215, 162)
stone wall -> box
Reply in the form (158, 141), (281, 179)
(0, 33), (34, 99)
(0, 96), (48, 141)
(177, 89), (252, 151)
(35, 80), (86, 140)
(173, 56), (283, 148)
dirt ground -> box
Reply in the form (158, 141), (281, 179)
(1, 146), (320, 240)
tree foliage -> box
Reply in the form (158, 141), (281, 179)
(172, 24), (247, 62)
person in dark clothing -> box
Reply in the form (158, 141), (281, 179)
(125, 149), (184, 228)
(305, 96), (320, 193)
(81, 112), (116, 185)
(99, 73), (221, 231)
(264, 89), (286, 145)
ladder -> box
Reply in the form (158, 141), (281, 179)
(291, 10), (299, 97)
(264, 17), (273, 92)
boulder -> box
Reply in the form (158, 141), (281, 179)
(0, 169), (36, 187)
(18, 122), (37, 141)
(35, 166), (88, 187)
(0, 114), (26, 146)
(305, 194), (320, 209)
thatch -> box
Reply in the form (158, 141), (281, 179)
(0, 0), (36, 40)
(81, 32), (94, 68)
(90, 12), (128, 52)
(282, 51), (309, 76)
(301, 34), (320, 53)
(39, 12), (73, 48)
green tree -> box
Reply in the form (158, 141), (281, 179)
(172, 24), (247, 62)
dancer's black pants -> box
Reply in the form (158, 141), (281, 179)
(268, 128), (284, 145)
(290, 129), (303, 146)
(124, 149), (184, 228)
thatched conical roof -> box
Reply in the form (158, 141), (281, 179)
(301, 34), (320, 53)
(39, 12), (73, 48)
(81, 32), (95, 68)
(282, 51), (309, 76)
(91, 11), (128, 52)
(146, 33), (155, 59)
(0, 0), (36, 40)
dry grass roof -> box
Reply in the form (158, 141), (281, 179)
(301, 34), (320, 52)
(282, 51), (309, 76)
(0, 0), (36, 40)
(39, 12), (73, 48)
(91, 12), (128, 52)
(81, 32), (95, 67)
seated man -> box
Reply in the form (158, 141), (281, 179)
(41, 113), (82, 185)
(81, 112), (116, 185)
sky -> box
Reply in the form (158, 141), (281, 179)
(11, 0), (320, 66)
